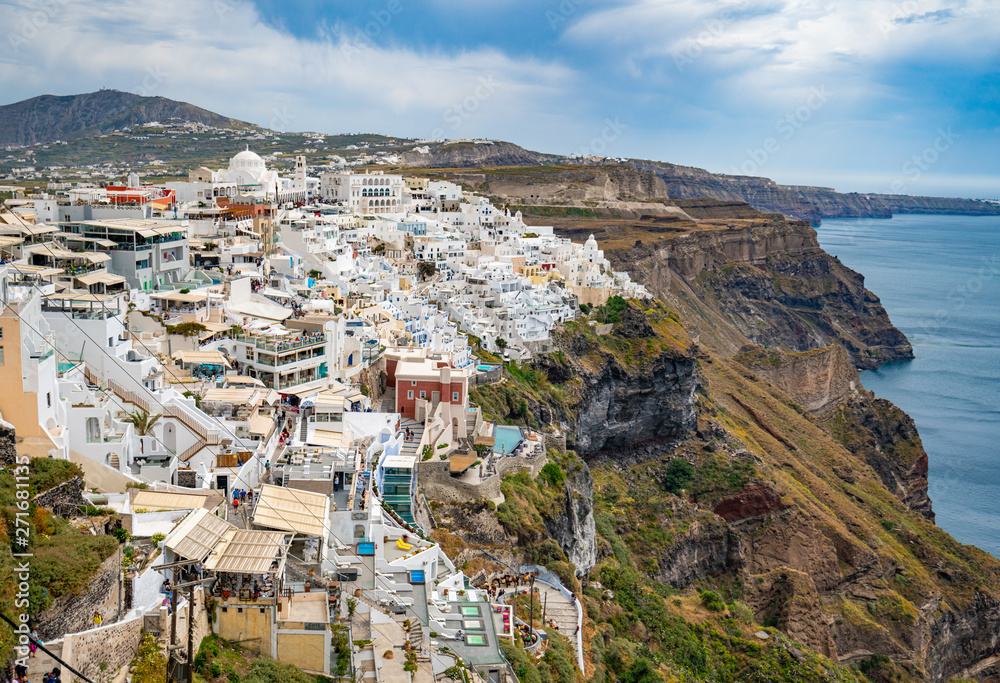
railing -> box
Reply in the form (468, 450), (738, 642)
(235, 333), (327, 352)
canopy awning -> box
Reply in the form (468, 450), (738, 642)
(75, 271), (126, 286)
(252, 484), (329, 538)
(449, 454), (479, 475)
(166, 508), (235, 562)
(203, 528), (286, 574)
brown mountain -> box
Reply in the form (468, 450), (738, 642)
(0, 90), (254, 148)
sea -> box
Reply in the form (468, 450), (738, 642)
(817, 214), (1000, 559)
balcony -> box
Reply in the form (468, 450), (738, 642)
(235, 333), (326, 353)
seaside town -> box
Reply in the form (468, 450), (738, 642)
(0, 147), (648, 683)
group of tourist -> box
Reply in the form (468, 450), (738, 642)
(8, 644), (63, 683)
(10, 665), (62, 683)
(232, 487), (253, 511)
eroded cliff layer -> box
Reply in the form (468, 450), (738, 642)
(608, 218), (914, 369)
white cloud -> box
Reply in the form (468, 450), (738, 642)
(563, 0), (1000, 109)
(0, 0), (579, 140)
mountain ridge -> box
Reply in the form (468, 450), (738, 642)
(0, 90), (254, 148)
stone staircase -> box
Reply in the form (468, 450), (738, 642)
(399, 418), (424, 460)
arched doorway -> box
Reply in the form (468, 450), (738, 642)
(164, 422), (176, 453)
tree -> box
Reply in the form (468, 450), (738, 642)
(418, 260), (437, 280)
(495, 336), (508, 350)
(308, 269), (322, 280)
(125, 408), (161, 436)
(347, 597), (358, 621)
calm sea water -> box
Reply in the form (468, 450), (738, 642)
(817, 215), (1000, 558)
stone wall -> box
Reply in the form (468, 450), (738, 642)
(36, 546), (123, 640)
(417, 453), (548, 504)
(60, 614), (144, 683)
(32, 475), (87, 518)
(357, 357), (387, 402)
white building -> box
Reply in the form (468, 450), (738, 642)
(320, 171), (403, 215)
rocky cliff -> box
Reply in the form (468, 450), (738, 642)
(734, 344), (934, 520)
(869, 194), (1000, 216)
(544, 462), (597, 577)
(609, 218), (913, 369)
(399, 140), (560, 168)
(449, 164), (671, 205)
(431, 199), (1000, 681)
(403, 144), (1000, 221)
(531, 329), (699, 456)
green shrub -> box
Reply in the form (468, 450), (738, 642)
(539, 462), (566, 488)
(699, 590), (726, 612)
(662, 458), (694, 494)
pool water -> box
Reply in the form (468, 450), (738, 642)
(466, 634), (486, 646)
(461, 605), (480, 616)
(493, 425), (523, 454)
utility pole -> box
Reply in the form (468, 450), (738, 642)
(187, 583), (196, 683)
(166, 586), (178, 683)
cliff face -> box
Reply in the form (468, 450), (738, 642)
(399, 140), (560, 168)
(544, 463), (597, 577)
(531, 340), (699, 456)
(870, 194), (1000, 216)
(612, 219), (914, 369)
(450, 164), (671, 205)
(734, 344), (859, 415)
(735, 344), (934, 519)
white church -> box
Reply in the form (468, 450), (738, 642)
(166, 149), (309, 205)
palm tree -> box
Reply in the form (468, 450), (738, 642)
(125, 408), (161, 436)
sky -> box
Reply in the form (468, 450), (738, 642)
(0, 0), (998, 197)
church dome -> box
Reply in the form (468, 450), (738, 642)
(229, 149), (265, 173)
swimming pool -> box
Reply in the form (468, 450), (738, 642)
(493, 425), (523, 455)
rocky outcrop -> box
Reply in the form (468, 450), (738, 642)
(747, 568), (839, 662)
(545, 462), (596, 577)
(449, 164), (670, 205)
(652, 513), (744, 589)
(568, 350), (698, 455)
(824, 393), (935, 520)
(713, 482), (788, 521)
(930, 592), (1000, 683)
(736, 344), (859, 415)
(613, 220), (913, 369)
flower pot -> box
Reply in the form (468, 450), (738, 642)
(355, 588), (362, 597)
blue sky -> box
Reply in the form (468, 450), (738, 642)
(0, 0), (997, 197)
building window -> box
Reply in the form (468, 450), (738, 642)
(408, 391), (413, 399)
(411, 381), (416, 386)
(420, 391), (425, 399)
(46, 392), (51, 408)
(453, 392), (459, 402)
(0, 346), (4, 364)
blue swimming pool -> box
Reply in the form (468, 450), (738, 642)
(493, 425), (523, 455)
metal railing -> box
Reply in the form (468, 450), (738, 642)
(235, 333), (327, 352)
